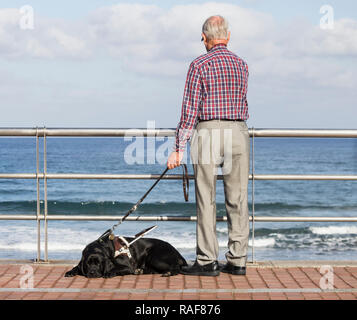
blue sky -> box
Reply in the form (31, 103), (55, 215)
(3, 0), (357, 21)
(1, 1), (356, 128)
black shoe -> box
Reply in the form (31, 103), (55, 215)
(180, 260), (220, 276)
(221, 263), (246, 275)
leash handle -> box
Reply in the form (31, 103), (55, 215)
(182, 164), (189, 202)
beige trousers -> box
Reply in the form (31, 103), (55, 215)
(190, 120), (250, 267)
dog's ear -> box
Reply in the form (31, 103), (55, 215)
(102, 256), (115, 275)
(80, 256), (89, 276)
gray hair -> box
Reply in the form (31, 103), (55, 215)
(202, 15), (229, 41)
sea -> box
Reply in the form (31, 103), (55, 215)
(0, 135), (356, 262)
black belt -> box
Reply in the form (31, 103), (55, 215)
(199, 119), (244, 122)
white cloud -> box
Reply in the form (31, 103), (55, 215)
(0, 8), (88, 59)
(1, 3), (356, 80)
(0, 2), (356, 128)
(83, 2), (357, 88)
(85, 2), (276, 75)
(305, 19), (357, 56)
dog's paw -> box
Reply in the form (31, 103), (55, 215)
(103, 272), (115, 278)
(161, 271), (172, 277)
(134, 268), (144, 275)
(64, 266), (80, 277)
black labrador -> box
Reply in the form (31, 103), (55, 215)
(65, 234), (187, 278)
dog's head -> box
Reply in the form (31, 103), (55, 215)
(79, 240), (112, 278)
(81, 249), (105, 278)
(82, 253), (104, 278)
(66, 235), (136, 278)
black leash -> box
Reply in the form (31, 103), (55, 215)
(182, 163), (189, 202)
(98, 164), (189, 241)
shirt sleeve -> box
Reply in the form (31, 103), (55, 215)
(175, 62), (202, 153)
(244, 63), (249, 107)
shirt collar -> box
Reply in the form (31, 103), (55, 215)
(209, 43), (227, 52)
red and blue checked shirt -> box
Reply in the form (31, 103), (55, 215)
(175, 44), (249, 152)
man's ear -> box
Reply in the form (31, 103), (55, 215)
(201, 33), (207, 43)
(227, 31), (231, 42)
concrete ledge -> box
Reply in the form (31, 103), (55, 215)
(1, 259), (357, 267)
(250, 260), (357, 268)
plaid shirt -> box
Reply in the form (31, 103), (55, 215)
(175, 44), (249, 152)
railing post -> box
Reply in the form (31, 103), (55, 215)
(251, 127), (255, 264)
(35, 127), (41, 262)
(44, 127), (48, 262)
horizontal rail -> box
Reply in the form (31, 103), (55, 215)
(0, 215), (357, 222)
(0, 128), (357, 137)
(252, 174), (357, 181)
(0, 173), (356, 180)
(251, 128), (357, 138)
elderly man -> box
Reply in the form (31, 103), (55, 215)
(167, 15), (250, 276)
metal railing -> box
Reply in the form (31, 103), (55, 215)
(0, 127), (356, 263)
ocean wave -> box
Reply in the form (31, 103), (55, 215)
(0, 224), (356, 256)
(309, 226), (357, 235)
(218, 227), (312, 237)
(249, 238), (275, 247)
(0, 200), (356, 215)
(0, 242), (86, 252)
(0, 218), (357, 259)
(0, 200), (195, 215)
(0, 237), (277, 252)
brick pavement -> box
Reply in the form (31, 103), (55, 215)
(0, 262), (356, 300)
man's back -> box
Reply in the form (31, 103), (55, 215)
(175, 43), (249, 152)
(189, 43), (249, 121)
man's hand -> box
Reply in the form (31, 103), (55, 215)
(167, 151), (183, 170)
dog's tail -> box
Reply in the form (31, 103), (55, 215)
(161, 258), (187, 277)
(180, 257), (188, 267)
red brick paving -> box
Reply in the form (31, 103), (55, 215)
(0, 262), (356, 300)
